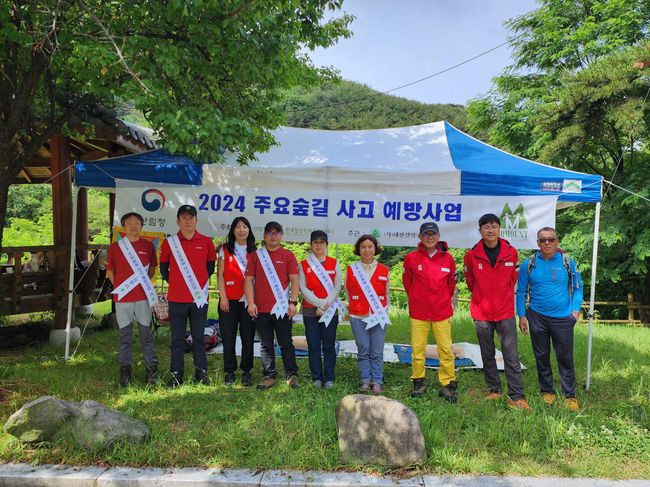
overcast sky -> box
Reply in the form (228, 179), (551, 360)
(307, 0), (539, 106)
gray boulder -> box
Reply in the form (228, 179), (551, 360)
(335, 394), (426, 467)
(3, 395), (79, 442)
(71, 400), (150, 452)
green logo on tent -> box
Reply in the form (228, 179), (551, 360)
(500, 203), (528, 240)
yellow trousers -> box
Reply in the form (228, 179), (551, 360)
(410, 318), (455, 386)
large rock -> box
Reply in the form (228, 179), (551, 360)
(335, 394), (426, 467)
(3, 395), (79, 442)
(71, 400), (150, 452)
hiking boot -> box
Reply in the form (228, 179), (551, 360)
(118, 365), (132, 388)
(411, 378), (427, 398)
(542, 392), (556, 405)
(145, 365), (158, 385)
(257, 376), (276, 390)
(287, 374), (299, 389)
(194, 368), (210, 386)
(372, 383), (383, 394)
(508, 399), (532, 411)
(224, 372), (236, 386)
(439, 380), (458, 403)
(564, 397), (579, 412)
(313, 379), (323, 388)
(166, 371), (183, 388)
(360, 381), (371, 392)
(323, 381), (334, 389)
(485, 390), (503, 401)
(241, 371), (253, 386)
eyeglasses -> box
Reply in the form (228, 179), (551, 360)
(481, 224), (500, 230)
(422, 231), (438, 237)
(265, 231), (281, 237)
(538, 238), (557, 244)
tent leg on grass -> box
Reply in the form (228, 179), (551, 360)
(586, 201), (601, 391)
(65, 186), (80, 360)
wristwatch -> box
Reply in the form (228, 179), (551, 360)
(289, 300), (298, 306)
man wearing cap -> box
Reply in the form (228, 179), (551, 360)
(402, 222), (458, 402)
(464, 213), (529, 410)
(245, 221), (300, 390)
(106, 212), (159, 387)
(159, 205), (216, 387)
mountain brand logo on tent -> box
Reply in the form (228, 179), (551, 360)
(499, 203), (528, 241)
(562, 179), (582, 193)
(141, 189), (166, 212)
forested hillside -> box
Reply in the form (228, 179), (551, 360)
(282, 80), (467, 130)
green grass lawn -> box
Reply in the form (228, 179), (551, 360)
(0, 301), (648, 478)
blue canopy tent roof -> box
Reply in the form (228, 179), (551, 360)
(75, 121), (602, 204)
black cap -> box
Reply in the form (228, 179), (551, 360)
(177, 204), (197, 218)
(419, 222), (439, 234)
(264, 221), (283, 233)
(310, 230), (328, 243)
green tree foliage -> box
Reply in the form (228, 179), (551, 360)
(467, 0), (650, 320)
(282, 80), (467, 130)
(0, 0), (352, 249)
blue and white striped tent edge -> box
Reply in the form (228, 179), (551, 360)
(75, 121), (603, 204)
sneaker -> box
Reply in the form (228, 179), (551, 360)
(439, 381), (457, 403)
(372, 383), (383, 394)
(241, 371), (253, 386)
(542, 392), (556, 405)
(564, 397), (579, 412)
(166, 371), (183, 388)
(118, 365), (131, 388)
(145, 365), (158, 386)
(287, 375), (299, 389)
(224, 372), (236, 386)
(323, 381), (334, 389)
(194, 368), (210, 386)
(485, 390), (504, 401)
(508, 399), (532, 411)
(257, 376), (276, 390)
(360, 381), (371, 392)
(411, 378), (427, 398)
(313, 379), (323, 388)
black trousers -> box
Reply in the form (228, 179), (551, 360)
(219, 300), (255, 374)
(255, 312), (298, 378)
(526, 307), (577, 398)
(169, 301), (208, 374)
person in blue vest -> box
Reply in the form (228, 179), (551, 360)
(516, 227), (583, 411)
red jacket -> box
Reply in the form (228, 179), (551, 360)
(463, 238), (518, 321)
(221, 247), (247, 300)
(402, 241), (455, 321)
(300, 257), (337, 309)
(345, 263), (390, 315)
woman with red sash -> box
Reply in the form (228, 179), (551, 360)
(298, 230), (342, 389)
(344, 235), (390, 394)
(217, 217), (257, 386)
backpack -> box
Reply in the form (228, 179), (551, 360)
(184, 320), (222, 352)
(526, 250), (575, 301)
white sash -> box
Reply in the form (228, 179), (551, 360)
(350, 261), (391, 330)
(257, 247), (289, 318)
(168, 234), (209, 308)
(232, 245), (248, 305)
(307, 254), (344, 327)
(111, 238), (158, 307)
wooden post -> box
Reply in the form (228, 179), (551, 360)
(628, 293), (635, 322)
(50, 134), (73, 330)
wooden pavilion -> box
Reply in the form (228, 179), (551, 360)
(0, 105), (156, 333)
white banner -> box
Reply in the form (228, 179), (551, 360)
(114, 180), (556, 249)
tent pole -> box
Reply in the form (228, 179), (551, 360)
(585, 201), (601, 390)
(64, 186), (80, 360)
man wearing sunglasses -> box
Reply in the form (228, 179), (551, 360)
(464, 214), (529, 410)
(516, 227), (583, 411)
(245, 221), (300, 390)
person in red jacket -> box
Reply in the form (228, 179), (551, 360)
(403, 222), (457, 402)
(464, 213), (530, 410)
